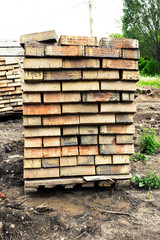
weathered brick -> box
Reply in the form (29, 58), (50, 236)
(43, 115), (79, 126)
(0, 87), (15, 92)
(23, 82), (60, 92)
(101, 81), (136, 91)
(60, 156), (77, 166)
(80, 126), (98, 135)
(99, 38), (139, 49)
(122, 70), (139, 80)
(83, 70), (119, 80)
(130, 93), (135, 101)
(63, 126), (79, 135)
(116, 114), (133, 123)
(99, 135), (115, 144)
(102, 59), (138, 70)
(113, 155), (130, 164)
(80, 114), (115, 124)
(24, 138), (42, 148)
(95, 155), (112, 165)
(59, 35), (99, 46)
(44, 70), (81, 80)
(25, 43), (45, 56)
(24, 70), (43, 81)
(42, 158), (59, 168)
(121, 93), (130, 101)
(80, 135), (98, 145)
(24, 168), (59, 179)
(100, 144), (134, 155)
(24, 127), (61, 137)
(62, 146), (78, 156)
(60, 166), (95, 176)
(96, 165), (130, 175)
(61, 136), (78, 146)
(44, 93), (81, 103)
(43, 147), (61, 158)
(100, 125), (135, 134)
(100, 102), (136, 113)
(79, 145), (98, 155)
(43, 137), (61, 147)
(23, 93), (41, 104)
(82, 92), (120, 102)
(62, 81), (99, 91)
(63, 59), (100, 69)
(24, 159), (41, 169)
(62, 103), (98, 113)
(23, 58), (62, 69)
(116, 135), (133, 144)
(122, 49), (140, 59)
(24, 148), (43, 158)
(78, 156), (94, 165)
(23, 104), (61, 115)
(23, 117), (41, 126)
(45, 45), (84, 56)
(85, 47), (121, 57)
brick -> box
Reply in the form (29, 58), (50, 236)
(0, 71), (5, 76)
(116, 114), (133, 123)
(23, 93), (41, 104)
(122, 49), (140, 59)
(8, 82), (21, 87)
(24, 148), (43, 158)
(25, 43), (45, 56)
(63, 126), (79, 135)
(63, 59), (100, 69)
(23, 82), (60, 92)
(116, 135), (133, 144)
(44, 92), (81, 103)
(83, 70), (119, 80)
(0, 83), (7, 87)
(43, 147), (61, 158)
(100, 125), (135, 134)
(43, 137), (60, 147)
(113, 155), (130, 164)
(62, 81), (99, 91)
(24, 159), (41, 169)
(24, 168), (59, 179)
(99, 135), (115, 144)
(62, 103), (98, 113)
(78, 156), (94, 165)
(79, 145), (98, 155)
(23, 117), (41, 126)
(23, 104), (61, 115)
(24, 138), (42, 148)
(44, 70), (81, 80)
(122, 70), (139, 80)
(59, 35), (99, 46)
(99, 38), (139, 49)
(23, 58), (62, 69)
(61, 136), (78, 146)
(43, 115), (79, 126)
(60, 166), (95, 177)
(102, 59), (138, 70)
(85, 47), (121, 57)
(0, 87), (15, 92)
(100, 145), (134, 155)
(42, 158), (59, 168)
(121, 93), (130, 101)
(95, 155), (112, 165)
(24, 70), (43, 81)
(80, 126), (98, 135)
(24, 127), (61, 137)
(80, 114), (115, 124)
(62, 146), (78, 156)
(130, 93), (135, 101)
(96, 165), (130, 175)
(101, 81), (136, 91)
(100, 102), (136, 113)
(82, 92), (120, 102)
(45, 45), (84, 56)
(80, 135), (98, 145)
(60, 156), (77, 166)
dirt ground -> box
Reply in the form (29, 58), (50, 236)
(0, 87), (160, 240)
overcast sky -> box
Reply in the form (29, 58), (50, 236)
(0, 0), (123, 40)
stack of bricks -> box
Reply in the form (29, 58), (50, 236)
(21, 30), (140, 192)
(0, 58), (23, 115)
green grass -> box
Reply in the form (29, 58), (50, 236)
(136, 76), (160, 89)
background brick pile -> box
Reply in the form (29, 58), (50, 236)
(21, 31), (140, 191)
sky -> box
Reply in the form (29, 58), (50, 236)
(0, 0), (123, 40)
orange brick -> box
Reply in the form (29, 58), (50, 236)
(44, 93), (81, 103)
(102, 59), (138, 70)
(62, 81), (99, 91)
(23, 58), (62, 69)
(85, 47), (121, 57)
(23, 93), (41, 104)
(44, 70), (81, 80)
(24, 70), (43, 81)
(122, 49), (140, 59)
(43, 115), (79, 126)
(43, 137), (60, 147)
(24, 138), (42, 148)
(45, 45), (84, 56)
(82, 92), (120, 102)
(62, 103), (98, 113)
(43, 147), (61, 158)
(24, 148), (43, 159)
(101, 81), (136, 91)
(80, 114), (115, 124)
(23, 104), (61, 115)
(62, 146), (78, 156)
(100, 124), (135, 134)
(122, 70), (139, 80)
(59, 35), (99, 46)
(100, 102), (136, 113)
(99, 38), (139, 49)
(79, 145), (98, 155)
(24, 168), (59, 179)
(63, 59), (100, 69)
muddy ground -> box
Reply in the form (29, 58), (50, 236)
(0, 87), (160, 240)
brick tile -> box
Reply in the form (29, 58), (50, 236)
(43, 137), (61, 147)
(24, 148), (43, 158)
(23, 104), (61, 115)
(99, 135), (115, 144)
(42, 158), (59, 168)
(24, 138), (42, 148)
(82, 92), (120, 102)
(60, 156), (77, 166)
(62, 146), (78, 156)
(44, 70), (81, 80)
(122, 49), (140, 59)
(43, 115), (79, 126)
(43, 147), (61, 158)
(60, 166), (95, 176)
(44, 92), (81, 103)
(62, 126), (79, 135)
(24, 168), (59, 179)
(59, 35), (99, 46)
(25, 43), (45, 57)
(79, 145), (98, 155)
(78, 156), (94, 165)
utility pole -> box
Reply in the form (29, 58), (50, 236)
(89, 0), (93, 36)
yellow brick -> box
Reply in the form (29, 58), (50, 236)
(24, 127), (61, 137)
(62, 81), (99, 91)
(62, 103), (98, 113)
(23, 82), (60, 92)
(23, 117), (41, 126)
(113, 155), (130, 164)
(63, 59), (100, 68)
(83, 70), (119, 79)
(60, 166), (95, 176)
(101, 81), (136, 91)
(100, 102), (136, 113)
(24, 159), (41, 169)
(23, 58), (62, 69)
(60, 156), (77, 166)
(122, 70), (139, 80)
(96, 165), (130, 175)
(80, 114), (115, 124)
(100, 125), (135, 134)
(24, 70), (43, 81)
(95, 155), (112, 165)
(24, 168), (59, 179)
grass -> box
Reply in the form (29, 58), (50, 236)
(136, 76), (160, 89)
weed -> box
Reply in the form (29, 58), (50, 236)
(130, 151), (147, 162)
(136, 76), (160, 89)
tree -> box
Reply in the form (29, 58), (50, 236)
(122, 0), (160, 74)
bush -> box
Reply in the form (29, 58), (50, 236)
(131, 172), (160, 190)
(130, 151), (147, 162)
(138, 57), (160, 76)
